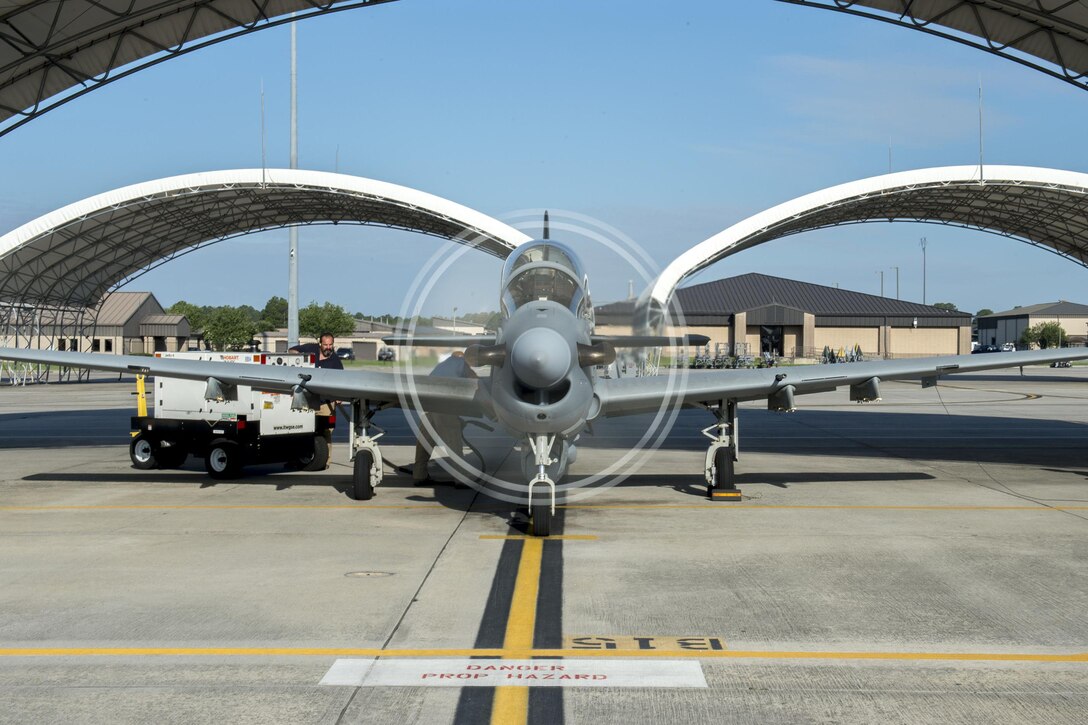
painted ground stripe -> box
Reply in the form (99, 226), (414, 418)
(320, 658), (706, 688)
(3, 648), (1086, 663)
(6, 505), (1087, 512)
(491, 537), (543, 725)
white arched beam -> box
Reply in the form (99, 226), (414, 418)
(649, 165), (1088, 310)
(0, 169), (531, 309)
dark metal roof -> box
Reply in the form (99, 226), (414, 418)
(599, 274), (970, 324)
(781, 1), (1088, 90)
(985, 301), (1088, 318)
(675, 273), (969, 318)
(0, 0), (397, 137)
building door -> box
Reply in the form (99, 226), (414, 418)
(760, 325), (783, 356)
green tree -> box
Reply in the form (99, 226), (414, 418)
(975, 308), (994, 318)
(202, 307), (258, 351)
(298, 302), (356, 339)
(1021, 321), (1065, 349)
(260, 296), (288, 329)
(167, 300), (211, 331)
(932, 302), (958, 312)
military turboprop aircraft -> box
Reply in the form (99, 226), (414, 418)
(2, 239), (1086, 535)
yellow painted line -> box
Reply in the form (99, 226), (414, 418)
(480, 531), (600, 535)
(491, 537), (544, 725)
(1, 647), (1086, 663)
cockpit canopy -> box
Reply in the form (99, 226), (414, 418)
(501, 241), (591, 320)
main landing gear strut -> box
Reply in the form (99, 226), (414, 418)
(527, 434), (557, 537)
(703, 399), (741, 501)
(348, 399), (385, 501)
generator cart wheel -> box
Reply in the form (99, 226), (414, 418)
(130, 434), (157, 470)
(205, 439), (242, 479)
(530, 501), (552, 537)
(299, 435), (330, 472)
(350, 450), (375, 501)
(155, 444), (188, 470)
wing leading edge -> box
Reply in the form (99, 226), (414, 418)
(596, 348), (1088, 417)
(0, 348), (482, 416)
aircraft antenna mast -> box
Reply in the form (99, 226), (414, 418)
(260, 79), (266, 185)
(287, 17), (300, 348)
(543, 211), (550, 240)
(978, 76), (985, 183)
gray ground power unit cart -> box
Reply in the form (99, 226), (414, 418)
(129, 351), (335, 478)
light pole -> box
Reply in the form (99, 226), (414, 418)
(287, 17), (300, 348)
(892, 266), (899, 300)
(453, 307), (458, 334)
(877, 270), (884, 296)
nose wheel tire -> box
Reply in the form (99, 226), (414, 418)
(530, 501), (552, 537)
(351, 450), (375, 501)
(711, 446), (735, 493)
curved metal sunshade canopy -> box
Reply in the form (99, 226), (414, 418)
(0, 168), (531, 309)
(0, 0), (398, 136)
(5, 0), (1088, 136)
(648, 165), (1088, 308)
(778, 0), (1088, 91)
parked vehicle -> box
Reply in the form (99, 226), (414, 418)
(972, 345), (1001, 354)
(336, 347), (355, 360)
(129, 352), (334, 478)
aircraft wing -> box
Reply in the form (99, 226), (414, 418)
(595, 348), (1088, 417)
(0, 348), (482, 416)
(382, 334), (496, 347)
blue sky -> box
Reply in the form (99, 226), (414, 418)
(0, 0), (1085, 318)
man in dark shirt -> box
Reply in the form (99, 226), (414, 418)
(315, 333), (344, 370)
(289, 334), (344, 369)
(291, 333), (343, 467)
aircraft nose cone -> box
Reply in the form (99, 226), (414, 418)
(510, 328), (571, 389)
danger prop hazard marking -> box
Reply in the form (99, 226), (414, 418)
(319, 659), (707, 688)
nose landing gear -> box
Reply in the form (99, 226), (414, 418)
(527, 434), (557, 536)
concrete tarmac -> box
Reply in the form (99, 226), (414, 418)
(0, 366), (1086, 724)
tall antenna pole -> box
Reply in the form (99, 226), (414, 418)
(287, 17), (300, 348)
(920, 237), (928, 305)
(978, 76), (985, 183)
(892, 266), (899, 300)
(260, 79), (267, 184)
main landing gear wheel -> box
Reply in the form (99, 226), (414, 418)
(530, 501), (552, 537)
(130, 434), (156, 470)
(351, 450), (375, 501)
(205, 439), (242, 479)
